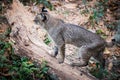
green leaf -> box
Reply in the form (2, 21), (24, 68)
(4, 42), (11, 49)
(0, 77), (7, 80)
(41, 61), (47, 68)
(21, 67), (33, 74)
(30, 67), (39, 71)
(44, 37), (51, 45)
(0, 50), (4, 54)
(39, 73), (44, 78)
(41, 67), (49, 73)
(21, 57), (29, 62)
(12, 67), (18, 71)
(1, 56), (7, 62)
(21, 62), (28, 67)
(96, 29), (103, 34)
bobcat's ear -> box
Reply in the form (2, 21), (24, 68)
(40, 7), (48, 22)
(42, 6), (48, 12)
(40, 13), (47, 22)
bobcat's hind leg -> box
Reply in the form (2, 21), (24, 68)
(70, 45), (92, 67)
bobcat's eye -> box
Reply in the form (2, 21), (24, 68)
(40, 13), (45, 21)
(40, 13), (47, 22)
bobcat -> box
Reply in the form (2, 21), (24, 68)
(34, 7), (113, 67)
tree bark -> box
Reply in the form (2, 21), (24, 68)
(5, 0), (97, 80)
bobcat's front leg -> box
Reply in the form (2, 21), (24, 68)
(58, 44), (65, 63)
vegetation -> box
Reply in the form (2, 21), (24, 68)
(0, 0), (12, 14)
(0, 1), (56, 79)
(0, 0), (53, 14)
(89, 65), (119, 80)
(81, 0), (120, 79)
(0, 16), (58, 79)
(34, 0), (53, 10)
(81, 0), (107, 27)
(81, 0), (117, 31)
(19, 0), (53, 10)
(44, 35), (51, 45)
(0, 41), (58, 80)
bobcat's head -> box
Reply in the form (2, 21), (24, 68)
(34, 7), (49, 25)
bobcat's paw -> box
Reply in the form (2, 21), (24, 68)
(48, 50), (57, 57)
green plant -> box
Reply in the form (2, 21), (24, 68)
(0, 41), (58, 80)
(81, 0), (108, 27)
(0, 0), (13, 13)
(89, 8), (103, 25)
(96, 29), (107, 38)
(34, 0), (53, 10)
(19, 0), (53, 10)
(0, 25), (56, 80)
(80, 0), (89, 15)
(44, 36), (51, 45)
(89, 65), (118, 80)
(91, 0), (109, 26)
